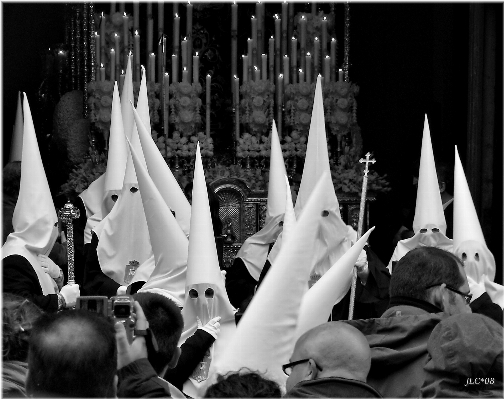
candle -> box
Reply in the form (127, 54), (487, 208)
(100, 12), (106, 62)
(269, 36), (274, 82)
(120, 69), (125, 92)
(300, 15), (307, 51)
(299, 68), (304, 84)
(281, 1), (288, 58)
(57, 50), (65, 73)
(123, 13), (129, 54)
(182, 67), (188, 83)
(231, 2), (238, 30)
(291, 37), (297, 74)
(133, 3), (139, 31)
(158, 3), (164, 34)
(256, 2), (263, 55)
(231, 1), (238, 86)
(242, 55), (248, 83)
(110, 48), (116, 82)
(173, 13), (180, 57)
(261, 54), (267, 80)
(172, 54), (178, 83)
(206, 74), (211, 137)
(311, 2), (316, 15)
(277, 74), (283, 138)
(338, 68), (344, 82)
(110, 2), (116, 15)
(321, 17), (328, 59)
(193, 52), (199, 84)
(100, 63), (105, 81)
(324, 56), (330, 82)
(181, 38), (188, 68)
(149, 53), (156, 82)
(313, 37), (320, 77)
(187, 1), (193, 80)
(95, 32), (101, 69)
(147, 18), (154, 55)
(254, 66), (261, 81)
(163, 72), (170, 139)
(233, 75), (240, 108)
(274, 14), (281, 80)
(283, 55), (290, 85)
(234, 75), (240, 139)
(331, 38), (337, 81)
(134, 30), (141, 82)
(119, 3), (125, 15)
(247, 38), (253, 59)
(114, 33), (121, 80)
(251, 16), (257, 64)
(305, 53), (311, 84)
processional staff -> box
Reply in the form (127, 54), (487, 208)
(58, 201), (80, 285)
(348, 152), (376, 320)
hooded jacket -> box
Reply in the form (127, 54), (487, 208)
(284, 377), (382, 398)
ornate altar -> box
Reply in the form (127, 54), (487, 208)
(210, 177), (375, 268)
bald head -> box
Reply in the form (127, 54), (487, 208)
(287, 321), (371, 391)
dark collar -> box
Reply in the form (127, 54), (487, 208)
(387, 296), (443, 313)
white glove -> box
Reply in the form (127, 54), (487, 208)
(355, 249), (369, 285)
(221, 270), (227, 280)
(38, 254), (62, 279)
(117, 286), (128, 296)
(467, 275), (486, 302)
(60, 284), (80, 308)
(197, 316), (221, 340)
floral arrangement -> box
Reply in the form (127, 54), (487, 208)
(330, 159), (390, 194)
(236, 132), (270, 158)
(240, 80), (275, 136)
(87, 80), (161, 140)
(324, 81), (359, 137)
(284, 82), (315, 136)
(169, 82), (203, 136)
(281, 131), (308, 158)
(60, 151), (107, 196)
(159, 131), (214, 158)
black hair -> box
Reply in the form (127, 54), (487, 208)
(204, 369), (282, 398)
(134, 292), (184, 375)
(2, 293), (42, 362)
(390, 247), (465, 302)
(26, 309), (117, 398)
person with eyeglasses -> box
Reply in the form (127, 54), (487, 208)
(344, 246), (476, 398)
(283, 322), (382, 398)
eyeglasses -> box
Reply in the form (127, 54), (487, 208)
(425, 283), (472, 305)
(282, 359), (321, 376)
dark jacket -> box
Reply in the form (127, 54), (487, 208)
(2, 255), (58, 312)
(284, 377), (382, 398)
(118, 358), (172, 398)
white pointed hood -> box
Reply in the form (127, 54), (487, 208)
(292, 75), (349, 277)
(128, 138), (188, 308)
(210, 173), (330, 390)
(121, 54), (135, 141)
(235, 120), (287, 280)
(412, 114), (446, 234)
(79, 174), (106, 219)
(9, 91), (24, 162)
(295, 227), (375, 340)
(388, 115), (452, 272)
(2, 93), (57, 295)
(102, 81), (128, 216)
(133, 91), (192, 236)
(452, 146), (502, 306)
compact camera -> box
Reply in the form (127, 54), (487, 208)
(76, 295), (136, 343)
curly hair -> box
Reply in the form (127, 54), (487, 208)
(205, 368), (282, 398)
(2, 293), (43, 362)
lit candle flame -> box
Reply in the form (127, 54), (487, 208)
(124, 12), (127, 17)
(135, 30), (139, 36)
(307, 52), (311, 56)
(175, 13), (179, 18)
(315, 37), (319, 41)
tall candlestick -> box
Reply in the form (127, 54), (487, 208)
(256, 2), (263, 56)
(254, 66), (260, 81)
(114, 33), (121, 81)
(95, 32), (101, 71)
(242, 55), (248, 83)
(206, 74), (211, 137)
(305, 53), (312, 84)
(281, 1), (288, 60)
(277, 73), (283, 138)
(331, 38), (337, 82)
(181, 38), (188, 68)
(133, 2), (139, 31)
(187, 1), (193, 82)
(338, 68), (344, 82)
(100, 13), (106, 64)
(269, 36), (274, 82)
(120, 69), (125, 92)
(100, 63), (105, 81)
(231, 1), (238, 89)
(261, 54), (267, 80)
(158, 3), (164, 34)
(173, 13), (180, 58)
(234, 75), (240, 140)
(110, 48), (116, 82)
(182, 67), (188, 83)
(149, 53), (156, 82)
(283, 55), (290, 85)
(251, 16), (258, 66)
(147, 18), (154, 56)
(158, 3), (165, 83)
(321, 17), (328, 60)
(313, 37), (320, 78)
(324, 56), (330, 82)
(172, 54), (178, 82)
(231, 2), (238, 30)
(311, 2), (316, 15)
(247, 38), (253, 59)
(299, 68), (304, 84)
(163, 72), (169, 139)
(134, 30), (141, 82)
(193, 52), (199, 84)
(274, 14), (281, 81)
(291, 37), (297, 77)
(123, 12), (129, 54)
(300, 15), (307, 51)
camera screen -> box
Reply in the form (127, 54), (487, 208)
(114, 304), (131, 318)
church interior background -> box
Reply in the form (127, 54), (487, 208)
(2, 2), (502, 284)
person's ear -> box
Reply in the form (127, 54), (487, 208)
(168, 346), (181, 369)
(429, 284), (445, 310)
(307, 359), (319, 381)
